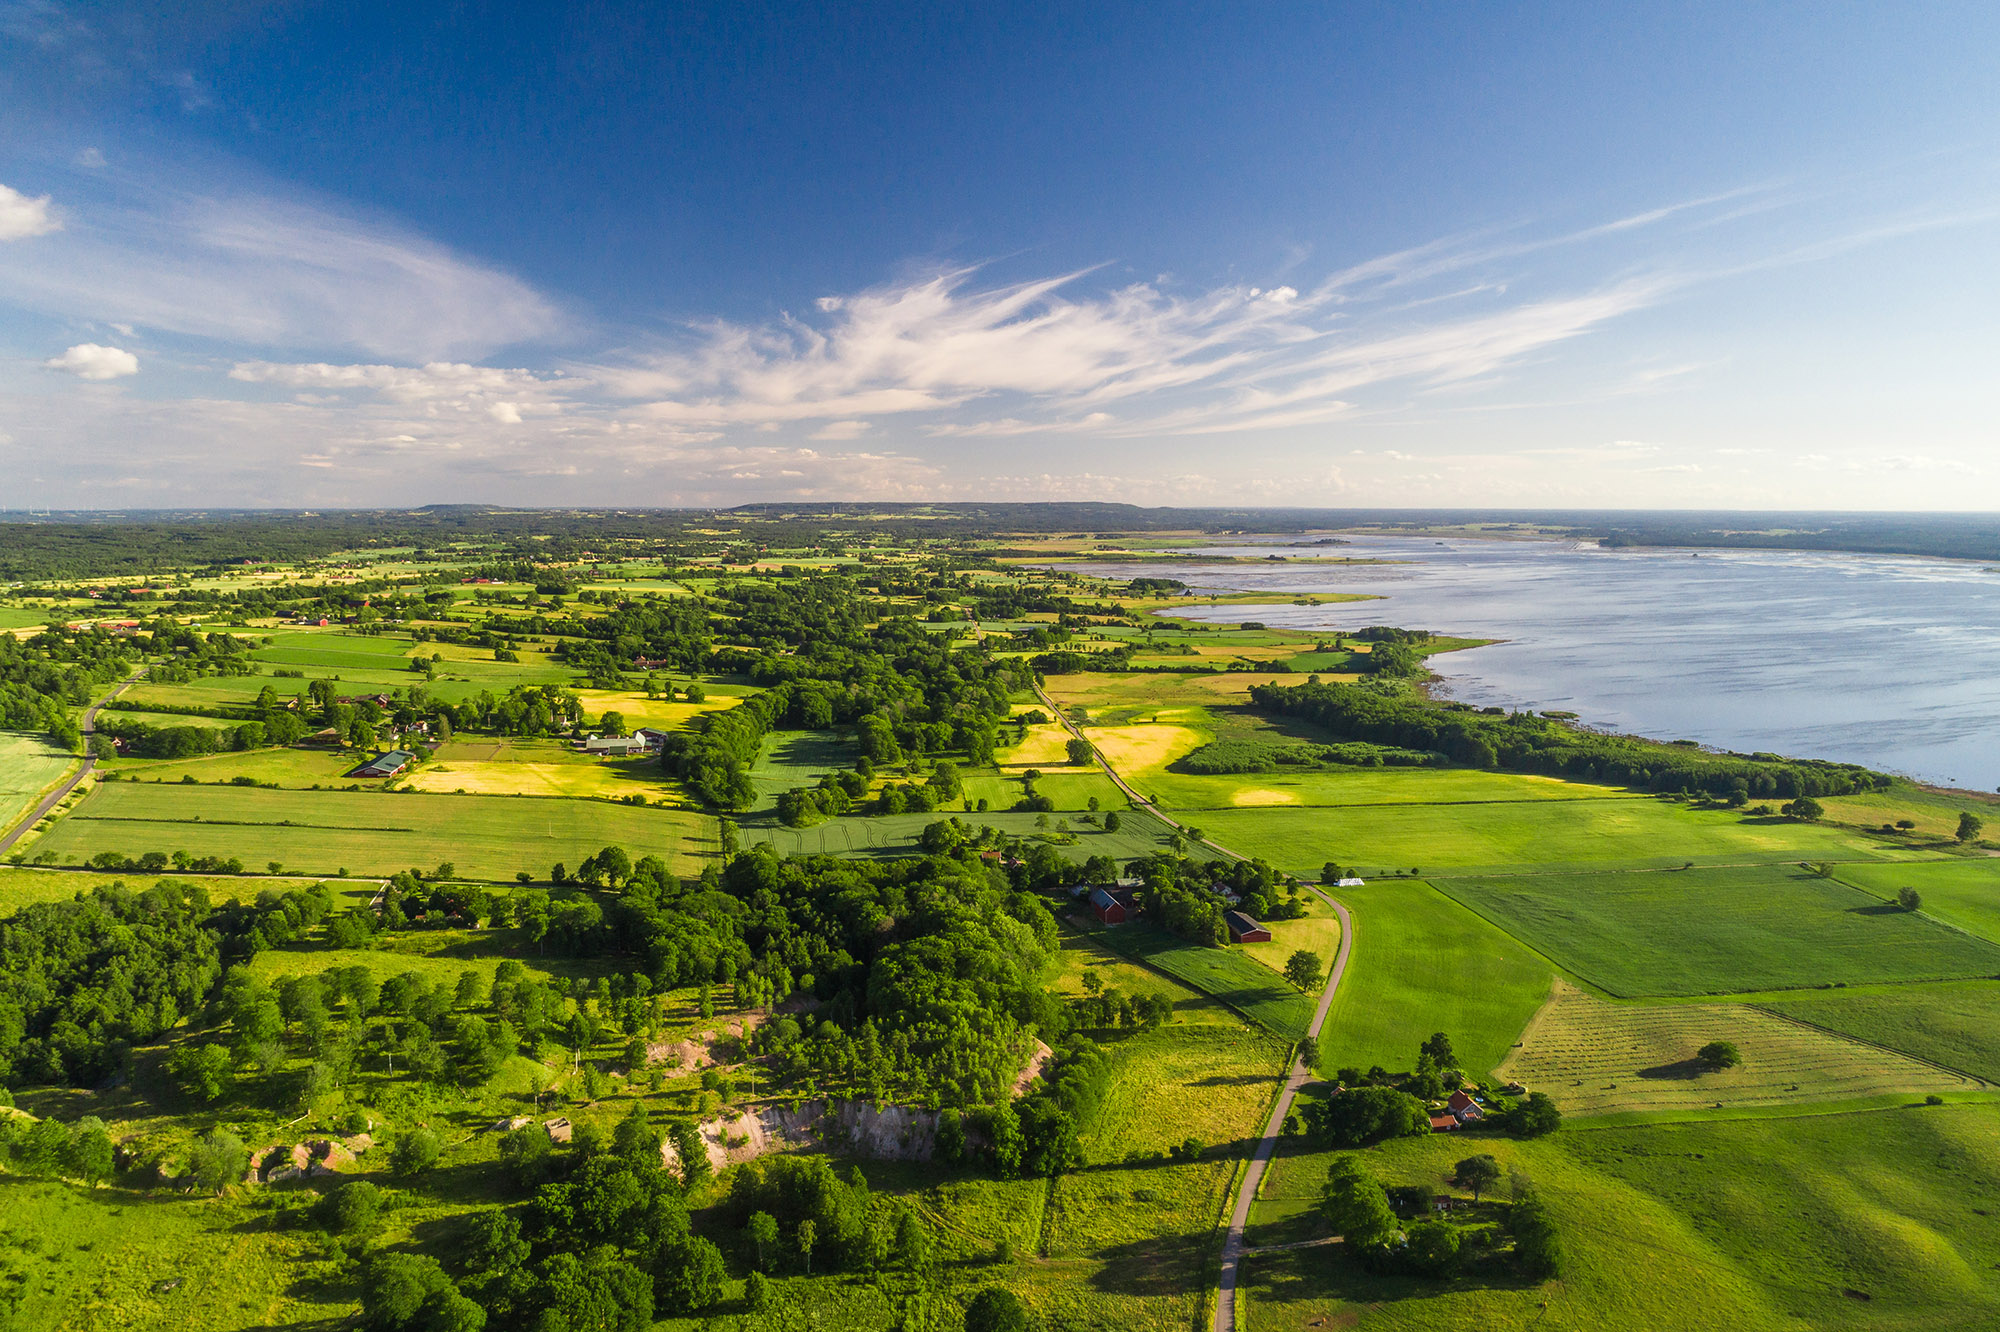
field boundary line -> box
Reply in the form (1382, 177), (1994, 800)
(1743, 1003), (1995, 1088)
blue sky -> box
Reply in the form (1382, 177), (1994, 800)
(2, 1), (1998, 508)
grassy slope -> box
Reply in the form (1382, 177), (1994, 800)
(1831, 858), (2000, 944)
(1761, 982), (2000, 1084)
(1244, 1102), (2000, 1332)
(1436, 865), (2000, 997)
(1318, 878), (1553, 1078)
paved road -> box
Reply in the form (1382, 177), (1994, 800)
(1029, 682), (1356, 1332)
(0, 668), (144, 857)
(1214, 886), (1351, 1332)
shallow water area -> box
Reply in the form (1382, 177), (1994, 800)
(1073, 535), (2000, 790)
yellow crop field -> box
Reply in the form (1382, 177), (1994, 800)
(1498, 983), (1980, 1116)
(996, 720), (1079, 768)
(1084, 721), (1206, 777)
(572, 689), (740, 730)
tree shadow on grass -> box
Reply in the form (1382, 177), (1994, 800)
(1239, 1244), (1544, 1314)
(1082, 1231), (1212, 1296)
(1847, 902), (1906, 916)
(1637, 1059), (1710, 1081)
(1192, 1073), (1271, 1088)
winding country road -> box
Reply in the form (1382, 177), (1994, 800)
(1031, 682), (1354, 1332)
(0, 668), (145, 857)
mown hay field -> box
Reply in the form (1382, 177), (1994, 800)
(1318, 879), (1552, 1078)
(1498, 983), (1977, 1117)
(1437, 865), (2000, 997)
(31, 780), (712, 880)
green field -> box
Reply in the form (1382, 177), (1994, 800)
(1318, 878), (1553, 1077)
(1832, 858), (2000, 944)
(1244, 1103), (2000, 1331)
(1086, 921), (1314, 1039)
(0, 731), (75, 837)
(0, 867), (360, 911)
(1197, 798), (1909, 877)
(739, 806), (1178, 861)
(1436, 865), (2000, 997)
(31, 781), (712, 881)
(1763, 981), (2000, 1084)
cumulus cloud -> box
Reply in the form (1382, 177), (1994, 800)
(45, 342), (139, 379)
(0, 183), (60, 240)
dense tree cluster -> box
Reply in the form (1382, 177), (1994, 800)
(1251, 678), (1889, 798)
(0, 627), (134, 749)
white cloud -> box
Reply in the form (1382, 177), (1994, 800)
(487, 401), (523, 424)
(0, 178), (562, 359)
(810, 419), (870, 440)
(229, 360), (569, 403)
(45, 343), (139, 379)
(74, 148), (107, 169)
(0, 184), (60, 240)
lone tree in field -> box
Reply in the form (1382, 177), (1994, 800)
(1066, 738), (1094, 766)
(1898, 886), (1923, 911)
(1959, 812), (1984, 843)
(1284, 949), (1324, 991)
(1697, 1040), (1742, 1071)
(1782, 796), (1825, 821)
(1454, 1153), (1502, 1202)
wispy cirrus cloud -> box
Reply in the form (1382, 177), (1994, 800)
(0, 170), (565, 360)
(585, 260), (1668, 440)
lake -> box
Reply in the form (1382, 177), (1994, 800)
(1077, 535), (2000, 791)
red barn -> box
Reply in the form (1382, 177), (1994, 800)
(1089, 887), (1130, 925)
(1224, 910), (1271, 944)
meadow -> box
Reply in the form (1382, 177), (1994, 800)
(29, 780), (712, 881)
(1497, 983), (1976, 1117)
(1316, 878), (1553, 1077)
(1085, 921), (1314, 1039)
(1832, 858), (2000, 944)
(0, 867), (361, 911)
(1436, 864), (2000, 997)
(0, 732), (76, 837)
(1199, 797), (1907, 878)
(1241, 1103), (2000, 1331)
(1762, 982), (2000, 1084)
(739, 807), (1177, 861)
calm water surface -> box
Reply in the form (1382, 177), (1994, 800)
(1077, 536), (2000, 790)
